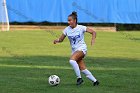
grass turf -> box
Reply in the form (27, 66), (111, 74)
(0, 30), (140, 93)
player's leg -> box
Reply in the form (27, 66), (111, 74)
(69, 51), (85, 85)
(77, 59), (99, 86)
(77, 59), (86, 70)
(70, 51), (85, 61)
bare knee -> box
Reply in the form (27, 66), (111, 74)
(79, 65), (86, 70)
(70, 57), (78, 62)
(70, 51), (84, 62)
(70, 55), (80, 62)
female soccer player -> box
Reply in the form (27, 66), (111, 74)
(54, 11), (99, 86)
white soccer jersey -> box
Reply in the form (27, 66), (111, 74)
(63, 25), (87, 53)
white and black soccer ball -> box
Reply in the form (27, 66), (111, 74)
(48, 75), (60, 86)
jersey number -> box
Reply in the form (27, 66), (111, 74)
(71, 34), (80, 44)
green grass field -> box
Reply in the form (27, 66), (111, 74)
(0, 30), (140, 93)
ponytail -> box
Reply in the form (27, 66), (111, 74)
(68, 11), (78, 23)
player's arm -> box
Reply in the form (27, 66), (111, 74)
(86, 27), (96, 46)
(54, 34), (66, 44)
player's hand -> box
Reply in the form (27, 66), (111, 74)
(53, 39), (59, 44)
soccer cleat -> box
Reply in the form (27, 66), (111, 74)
(93, 80), (99, 86)
(76, 78), (84, 85)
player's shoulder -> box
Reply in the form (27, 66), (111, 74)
(77, 25), (87, 28)
(63, 26), (71, 36)
(64, 26), (71, 31)
(77, 25), (87, 32)
(77, 24), (84, 27)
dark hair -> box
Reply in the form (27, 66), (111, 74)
(68, 11), (78, 23)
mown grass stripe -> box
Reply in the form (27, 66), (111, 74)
(0, 64), (139, 71)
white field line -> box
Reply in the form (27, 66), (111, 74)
(0, 64), (138, 71)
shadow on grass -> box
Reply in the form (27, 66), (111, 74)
(0, 55), (139, 70)
(131, 37), (140, 41)
(0, 56), (139, 93)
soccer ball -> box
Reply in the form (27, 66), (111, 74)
(48, 75), (60, 86)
